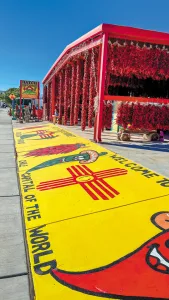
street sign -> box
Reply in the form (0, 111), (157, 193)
(9, 94), (16, 100)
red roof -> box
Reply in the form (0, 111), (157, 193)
(43, 23), (169, 84)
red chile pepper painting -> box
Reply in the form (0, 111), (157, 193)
(20, 126), (47, 130)
(51, 212), (169, 299)
(25, 143), (86, 157)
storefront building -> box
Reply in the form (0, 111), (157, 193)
(42, 24), (169, 142)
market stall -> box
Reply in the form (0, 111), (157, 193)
(42, 24), (169, 142)
(13, 98), (43, 122)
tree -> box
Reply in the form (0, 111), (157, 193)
(0, 87), (20, 106)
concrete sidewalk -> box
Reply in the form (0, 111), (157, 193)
(0, 108), (30, 300)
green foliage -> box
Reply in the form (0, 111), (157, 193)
(0, 87), (20, 106)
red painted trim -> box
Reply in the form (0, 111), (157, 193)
(104, 24), (169, 46)
(95, 33), (108, 142)
(104, 95), (169, 104)
(69, 38), (102, 59)
(108, 32), (169, 45)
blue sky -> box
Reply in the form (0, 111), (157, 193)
(0, 0), (169, 92)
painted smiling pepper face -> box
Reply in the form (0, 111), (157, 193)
(51, 212), (169, 299)
(147, 212), (169, 274)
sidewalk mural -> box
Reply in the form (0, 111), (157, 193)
(13, 126), (77, 148)
(20, 125), (48, 130)
(51, 211), (169, 299)
(13, 124), (169, 300)
(17, 130), (58, 142)
(25, 143), (86, 157)
(26, 150), (107, 173)
(37, 165), (127, 200)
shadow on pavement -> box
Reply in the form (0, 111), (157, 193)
(102, 141), (169, 153)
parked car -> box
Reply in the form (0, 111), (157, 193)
(2, 103), (8, 108)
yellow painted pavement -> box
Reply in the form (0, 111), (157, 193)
(14, 124), (169, 300)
